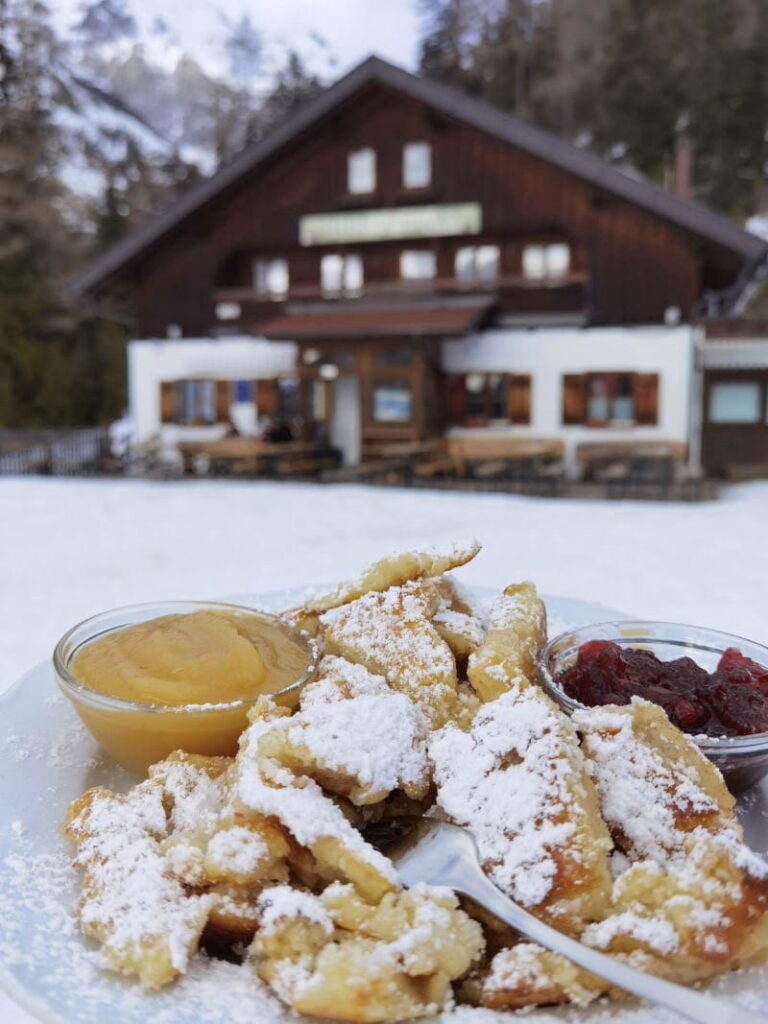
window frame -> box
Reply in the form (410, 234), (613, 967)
(399, 249), (437, 281)
(347, 147), (376, 195)
(320, 252), (364, 296)
(175, 379), (217, 426)
(253, 257), (289, 300)
(584, 372), (636, 427)
(402, 141), (432, 189)
(522, 242), (571, 281)
(707, 379), (765, 425)
(455, 244), (500, 285)
(450, 372), (531, 427)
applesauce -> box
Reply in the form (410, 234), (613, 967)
(54, 602), (317, 775)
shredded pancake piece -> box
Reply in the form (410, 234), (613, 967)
(251, 881), (484, 1022)
(430, 682), (612, 931)
(302, 538), (481, 613)
(323, 581), (460, 728)
(258, 688), (431, 805)
(233, 700), (398, 902)
(64, 774), (214, 989)
(468, 583), (546, 702)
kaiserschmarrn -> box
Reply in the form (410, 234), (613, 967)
(64, 540), (768, 1020)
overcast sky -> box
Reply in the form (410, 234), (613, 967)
(55, 0), (422, 79)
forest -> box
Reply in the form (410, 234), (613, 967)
(1, 0), (767, 428)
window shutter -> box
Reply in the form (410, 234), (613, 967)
(255, 378), (278, 418)
(562, 374), (587, 424)
(160, 382), (176, 423)
(507, 375), (531, 424)
(447, 375), (466, 425)
(634, 373), (659, 425)
(216, 381), (231, 421)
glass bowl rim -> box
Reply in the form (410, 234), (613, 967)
(53, 599), (319, 714)
(538, 618), (768, 753)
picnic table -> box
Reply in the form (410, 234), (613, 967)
(177, 438), (341, 478)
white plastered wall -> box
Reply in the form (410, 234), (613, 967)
(127, 336), (297, 449)
(442, 325), (695, 475)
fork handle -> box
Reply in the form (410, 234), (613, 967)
(456, 870), (767, 1024)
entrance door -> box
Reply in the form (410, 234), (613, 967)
(331, 376), (361, 466)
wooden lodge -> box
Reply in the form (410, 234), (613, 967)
(73, 56), (767, 485)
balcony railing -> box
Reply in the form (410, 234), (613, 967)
(213, 270), (588, 305)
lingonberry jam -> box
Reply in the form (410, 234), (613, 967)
(558, 641), (768, 737)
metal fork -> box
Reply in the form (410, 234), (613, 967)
(386, 818), (768, 1024)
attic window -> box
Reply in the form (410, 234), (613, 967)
(403, 142), (431, 188)
(348, 148), (376, 194)
(523, 242), (570, 280)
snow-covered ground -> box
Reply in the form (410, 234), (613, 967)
(2, 477), (768, 687)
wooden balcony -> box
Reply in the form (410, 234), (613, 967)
(213, 270), (588, 306)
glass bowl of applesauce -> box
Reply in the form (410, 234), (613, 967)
(53, 600), (319, 775)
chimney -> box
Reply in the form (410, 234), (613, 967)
(673, 132), (693, 201)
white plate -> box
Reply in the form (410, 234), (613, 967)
(2, 589), (768, 1024)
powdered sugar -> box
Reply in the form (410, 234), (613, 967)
(429, 685), (579, 907)
(274, 690), (430, 802)
(257, 886), (333, 935)
(235, 714), (398, 885)
(573, 701), (722, 864)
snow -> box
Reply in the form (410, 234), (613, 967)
(50, 0), (420, 82)
(746, 215), (768, 242)
(1, 478), (768, 690)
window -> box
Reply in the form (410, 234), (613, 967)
(321, 253), (364, 296)
(586, 373), (634, 424)
(455, 245), (500, 284)
(522, 242), (571, 280)
(562, 373), (658, 426)
(253, 258), (288, 299)
(400, 250), (436, 280)
(232, 380), (252, 403)
(373, 382), (412, 422)
(175, 380), (216, 425)
(374, 347), (413, 367)
(709, 381), (763, 423)
(449, 373), (531, 426)
(403, 142), (431, 188)
(347, 147), (376, 194)
(277, 378), (299, 419)
(215, 301), (241, 321)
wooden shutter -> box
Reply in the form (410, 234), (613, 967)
(255, 379), (278, 418)
(216, 381), (231, 421)
(562, 374), (587, 424)
(507, 374), (531, 424)
(634, 373), (659, 425)
(160, 382), (176, 423)
(447, 375), (466, 425)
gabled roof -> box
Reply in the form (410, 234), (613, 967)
(72, 55), (766, 297)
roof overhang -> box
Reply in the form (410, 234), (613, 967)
(259, 302), (490, 340)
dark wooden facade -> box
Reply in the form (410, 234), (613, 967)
(87, 75), (753, 340)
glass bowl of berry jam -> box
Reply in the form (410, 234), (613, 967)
(539, 620), (768, 794)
